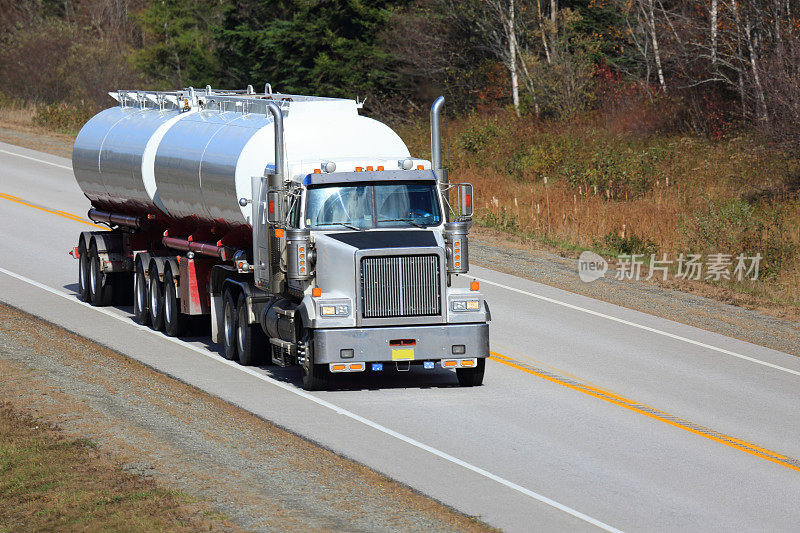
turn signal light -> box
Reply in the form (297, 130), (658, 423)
(274, 228), (285, 238)
(312, 287), (322, 297)
(332, 364), (346, 371)
(470, 281), (479, 291)
(443, 360), (457, 368)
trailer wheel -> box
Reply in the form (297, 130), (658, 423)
(221, 289), (239, 361)
(236, 292), (266, 366)
(133, 260), (150, 325)
(78, 239), (90, 302)
(301, 342), (330, 391)
(163, 269), (187, 337)
(88, 242), (112, 306)
(456, 357), (485, 387)
(148, 265), (165, 331)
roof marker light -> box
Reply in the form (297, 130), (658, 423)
(377, 165), (384, 171)
(355, 166), (363, 172)
(417, 165), (424, 170)
(366, 166), (374, 171)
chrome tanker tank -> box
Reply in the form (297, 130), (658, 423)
(72, 88), (411, 228)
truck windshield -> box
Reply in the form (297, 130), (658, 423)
(305, 181), (441, 230)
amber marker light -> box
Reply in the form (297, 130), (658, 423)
(312, 287), (322, 297)
(470, 281), (480, 291)
(274, 228), (285, 238)
(417, 165), (424, 170)
(377, 165), (384, 171)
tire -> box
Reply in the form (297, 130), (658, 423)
(236, 292), (266, 366)
(88, 242), (112, 306)
(133, 260), (150, 325)
(221, 289), (238, 361)
(148, 264), (165, 331)
(78, 239), (90, 302)
(163, 269), (187, 337)
(456, 358), (485, 387)
(301, 341), (330, 391)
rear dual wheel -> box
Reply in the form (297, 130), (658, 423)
(163, 269), (187, 337)
(88, 242), (112, 307)
(78, 240), (90, 302)
(221, 288), (267, 366)
(133, 260), (149, 325)
(148, 265), (165, 331)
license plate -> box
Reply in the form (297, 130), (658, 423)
(391, 348), (414, 361)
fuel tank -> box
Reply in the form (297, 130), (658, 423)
(72, 90), (411, 228)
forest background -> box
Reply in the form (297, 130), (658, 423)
(1, 0), (799, 309)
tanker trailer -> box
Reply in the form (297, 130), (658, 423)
(70, 86), (490, 390)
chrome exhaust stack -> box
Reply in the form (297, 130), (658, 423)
(430, 96), (448, 185)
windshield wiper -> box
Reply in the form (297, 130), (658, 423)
(315, 222), (363, 231)
(380, 218), (425, 228)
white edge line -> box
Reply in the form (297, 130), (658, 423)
(471, 274), (800, 378)
(0, 266), (622, 533)
(0, 148), (72, 171)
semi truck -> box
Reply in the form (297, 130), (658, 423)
(70, 85), (490, 390)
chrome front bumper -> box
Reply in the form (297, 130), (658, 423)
(312, 323), (489, 364)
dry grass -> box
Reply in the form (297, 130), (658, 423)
(399, 113), (800, 307)
(0, 404), (223, 531)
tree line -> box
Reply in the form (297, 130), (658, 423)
(1, 0), (798, 139)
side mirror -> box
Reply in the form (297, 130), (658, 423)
(457, 183), (474, 219)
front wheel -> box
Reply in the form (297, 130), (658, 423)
(456, 358), (485, 387)
(301, 340), (330, 391)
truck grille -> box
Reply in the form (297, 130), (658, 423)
(360, 255), (441, 318)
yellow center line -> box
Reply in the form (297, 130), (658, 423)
(0, 192), (105, 229)
(488, 352), (800, 473)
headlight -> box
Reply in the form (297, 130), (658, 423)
(452, 299), (480, 312)
(319, 302), (350, 317)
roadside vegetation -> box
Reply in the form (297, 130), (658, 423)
(1, 0), (798, 310)
(0, 404), (222, 531)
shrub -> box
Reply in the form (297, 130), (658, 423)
(680, 199), (796, 278)
(33, 102), (95, 133)
(602, 230), (659, 256)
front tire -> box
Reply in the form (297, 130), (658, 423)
(221, 289), (238, 361)
(163, 269), (187, 337)
(148, 265), (165, 331)
(456, 358), (485, 387)
(236, 292), (266, 366)
(301, 341), (330, 391)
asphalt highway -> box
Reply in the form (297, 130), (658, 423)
(2, 141), (799, 531)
